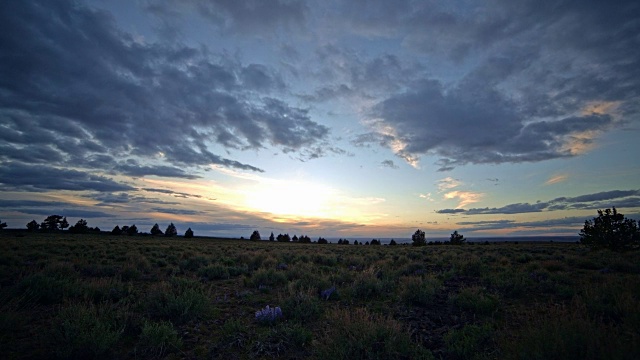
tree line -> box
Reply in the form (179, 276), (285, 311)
(2, 208), (638, 251)
(20, 215), (194, 238)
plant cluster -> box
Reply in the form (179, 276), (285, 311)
(255, 305), (283, 324)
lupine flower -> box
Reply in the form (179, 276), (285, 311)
(321, 286), (336, 300)
(255, 305), (283, 323)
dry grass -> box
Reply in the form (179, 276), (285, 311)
(0, 232), (638, 359)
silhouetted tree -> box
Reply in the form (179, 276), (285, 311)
(27, 220), (40, 231)
(354, 240), (359, 245)
(69, 219), (89, 233)
(412, 229), (426, 246)
(580, 207), (640, 251)
(165, 223), (177, 237)
(370, 239), (381, 245)
(338, 239), (343, 245)
(127, 224), (138, 236)
(317, 238), (328, 244)
(292, 235), (299, 242)
(111, 225), (122, 235)
(250, 230), (261, 241)
(150, 223), (163, 236)
(42, 215), (68, 231)
(299, 235), (311, 243)
(450, 231), (466, 245)
(342, 239), (350, 245)
(0, 219), (6, 230)
(269, 232), (275, 241)
(389, 239), (397, 246)
(184, 227), (194, 238)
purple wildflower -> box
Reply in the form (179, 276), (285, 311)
(321, 286), (336, 300)
(255, 305), (283, 323)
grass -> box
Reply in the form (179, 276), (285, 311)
(0, 232), (639, 359)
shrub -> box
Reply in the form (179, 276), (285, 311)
(444, 323), (493, 359)
(245, 268), (288, 289)
(351, 273), (384, 300)
(146, 284), (212, 324)
(51, 302), (126, 359)
(19, 273), (79, 305)
(137, 320), (182, 357)
(503, 301), (639, 360)
(179, 256), (208, 272)
(450, 286), (499, 316)
(282, 291), (323, 323)
(580, 208), (640, 251)
(316, 307), (433, 359)
(198, 264), (230, 280)
(401, 276), (440, 307)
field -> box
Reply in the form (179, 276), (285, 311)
(1, 232), (639, 359)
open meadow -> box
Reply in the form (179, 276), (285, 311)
(1, 232), (639, 359)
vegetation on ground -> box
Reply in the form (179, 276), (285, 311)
(1, 230), (638, 359)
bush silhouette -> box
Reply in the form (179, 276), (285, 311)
(412, 229), (426, 246)
(580, 207), (639, 251)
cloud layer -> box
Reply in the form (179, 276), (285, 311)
(0, 0), (331, 193)
(437, 190), (640, 215)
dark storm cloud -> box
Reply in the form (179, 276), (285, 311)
(114, 162), (200, 180)
(340, 1), (640, 169)
(148, 0), (308, 36)
(456, 217), (586, 231)
(16, 208), (116, 219)
(0, 0), (330, 190)
(367, 78), (615, 170)
(306, 46), (420, 102)
(142, 188), (204, 199)
(0, 200), (70, 209)
(89, 192), (180, 206)
(437, 189), (640, 215)
(151, 208), (201, 216)
(435, 209), (466, 214)
(0, 163), (134, 193)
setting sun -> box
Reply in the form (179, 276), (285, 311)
(243, 180), (335, 218)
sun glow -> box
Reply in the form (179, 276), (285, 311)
(244, 181), (335, 218)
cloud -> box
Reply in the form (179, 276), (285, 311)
(344, 1), (639, 169)
(380, 160), (398, 169)
(545, 174), (568, 185)
(0, 0), (331, 190)
(0, 163), (134, 193)
(437, 189), (640, 215)
(367, 78), (616, 170)
(0, 199), (70, 208)
(443, 190), (483, 209)
(146, 0), (308, 36)
(151, 208), (202, 216)
(114, 162), (201, 180)
(16, 208), (117, 219)
(456, 217), (588, 231)
(437, 177), (461, 192)
(89, 192), (181, 206)
(435, 208), (465, 214)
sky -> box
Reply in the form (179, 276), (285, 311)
(1, 0), (639, 239)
